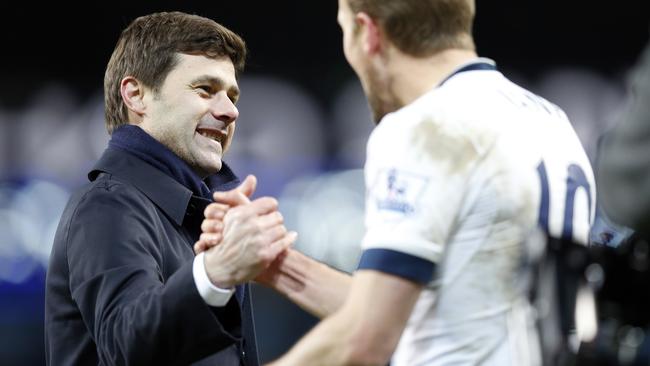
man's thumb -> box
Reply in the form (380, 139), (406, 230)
(213, 175), (256, 206)
(238, 175), (257, 198)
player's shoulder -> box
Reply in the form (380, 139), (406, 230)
(371, 86), (498, 160)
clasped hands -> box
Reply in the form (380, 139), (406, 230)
(193, 175), (297, 289)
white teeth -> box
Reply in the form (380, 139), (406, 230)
(199, 131), (220, 142)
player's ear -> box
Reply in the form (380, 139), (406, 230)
(120, 76), (147, 118)
(355, 12), (382, 56)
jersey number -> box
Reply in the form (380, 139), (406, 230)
(537, 161), (592, 242)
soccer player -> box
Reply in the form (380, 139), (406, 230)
(199, 0), (596, 364)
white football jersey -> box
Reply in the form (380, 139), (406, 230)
(357, 59), (595, 366)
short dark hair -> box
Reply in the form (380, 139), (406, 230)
(104, 11), (247, 134)
(348, 0), (475, 56)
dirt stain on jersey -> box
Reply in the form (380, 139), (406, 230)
(410, 116), (493, 176)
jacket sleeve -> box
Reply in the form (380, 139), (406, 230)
(598, 40), (650, 234)
(65, 182), (242, 365)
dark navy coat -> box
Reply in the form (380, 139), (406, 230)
(45, 147), (259, 365)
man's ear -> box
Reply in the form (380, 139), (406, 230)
(355, 12), (382, 56)
(120, 76), (146, 119)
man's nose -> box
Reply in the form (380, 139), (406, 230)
(211, 92), (239, 124)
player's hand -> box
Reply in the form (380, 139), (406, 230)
(255, 248), (304, 292)
(203, 196), (298, 288)
(194, 175), (257, 254)
(254, 250), (288, 288)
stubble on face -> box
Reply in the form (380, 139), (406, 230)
(339, 0), (401, 125)
(157, 112), (224, 178)
(362, 62), (401, 124)
(143, 92), (218, 176)
(140, 54), (238, 178)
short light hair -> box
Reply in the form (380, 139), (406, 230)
(348, 0), (475, 56)
(104, 11), (247, 134)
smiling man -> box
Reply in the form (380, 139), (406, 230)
(45, 12), (295, 366)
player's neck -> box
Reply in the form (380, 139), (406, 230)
(389, 48), (478, 107)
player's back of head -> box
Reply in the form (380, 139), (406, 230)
(346, 0), (475, 56)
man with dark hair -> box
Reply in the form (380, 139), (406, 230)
(45, 11), (295, 365)
(200, 0), (595, 365)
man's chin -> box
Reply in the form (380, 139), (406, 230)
(206, 161), (223, 174)
(193, 160), (222, 178)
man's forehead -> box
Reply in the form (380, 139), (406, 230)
(174, 53), (237, 83)
(176, 53), (235, 71)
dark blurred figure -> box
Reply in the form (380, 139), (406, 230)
(598, 40), (650, 237)
(579, 38), (650, 366)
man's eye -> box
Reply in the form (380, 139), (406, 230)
(196, 85), (212, 93)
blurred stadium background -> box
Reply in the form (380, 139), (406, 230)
(0, 1), (648, 365)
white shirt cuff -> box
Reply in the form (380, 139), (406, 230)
(192, 252), (235, 307)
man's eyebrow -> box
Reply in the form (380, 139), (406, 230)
(190, 75), (240, 96)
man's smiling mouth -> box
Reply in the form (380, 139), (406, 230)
(196, 128), (225, 144)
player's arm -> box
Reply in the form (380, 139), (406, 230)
(257, 248), (352, 319)
(267, 269), (423, 366)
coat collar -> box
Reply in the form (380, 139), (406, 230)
(89, 146), (239, 226)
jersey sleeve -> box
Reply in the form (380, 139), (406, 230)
(357, 110), (486, 284)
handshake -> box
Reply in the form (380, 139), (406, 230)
(193, 175), (298, 289)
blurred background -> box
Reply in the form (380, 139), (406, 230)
(0, 1), (649, 365)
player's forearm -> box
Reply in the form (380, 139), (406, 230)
(287, 259), (351, 318)
(267, 305), (388, 366)
(267, 318), (347, 366)
(269, 270), (422, 366)
(266, 249), (351, 319)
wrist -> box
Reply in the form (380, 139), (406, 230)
(192, 253), (235, 307)
(204, 250), (237, 288)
